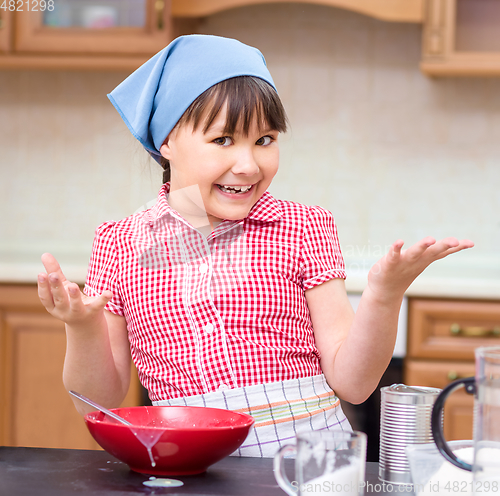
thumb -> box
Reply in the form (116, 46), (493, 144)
(96, 290), (113, 308)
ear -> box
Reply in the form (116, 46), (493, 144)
(159, 141), (172, 161)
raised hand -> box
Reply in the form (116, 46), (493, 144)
(367, 236), (474, 301)
(37, 253), (113, 328)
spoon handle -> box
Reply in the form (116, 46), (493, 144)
(69, 390), (133, 426)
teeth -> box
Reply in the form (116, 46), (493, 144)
(218, 185), (252, 194)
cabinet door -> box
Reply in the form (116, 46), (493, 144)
(14, 0), (171, 55)
(422, 0), (500, 76)
(404, 359), (474, 441)
(0, 285), (141, 449)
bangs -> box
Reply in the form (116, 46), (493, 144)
(177, 76), (288, 136)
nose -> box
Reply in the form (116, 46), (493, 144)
(230, 147), (260, 176)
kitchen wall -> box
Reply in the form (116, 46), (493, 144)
(1, 3), (499, 282)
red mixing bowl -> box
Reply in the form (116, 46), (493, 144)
(84, 405), (255, 475)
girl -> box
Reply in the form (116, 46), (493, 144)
(37, 35), (473, 457)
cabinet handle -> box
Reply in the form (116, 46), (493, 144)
(449, 323), (500, 337)
(155, 0), (165, 30)
(447, 370), (467, 382)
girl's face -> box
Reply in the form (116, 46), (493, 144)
(159, 104), (280, 227)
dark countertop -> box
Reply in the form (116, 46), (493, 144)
(0, 446), (409, 496)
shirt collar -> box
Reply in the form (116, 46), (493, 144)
(145, 184), (283, 225)
(145, 183), (173, 224)
(246, 190), (283, 223)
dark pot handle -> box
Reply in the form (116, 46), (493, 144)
(431, 377), (476, 472)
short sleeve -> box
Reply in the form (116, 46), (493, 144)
(301, 206), (346, 291)
(84, 221), (124, 316)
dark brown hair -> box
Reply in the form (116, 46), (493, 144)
(159, 76), (288, 183)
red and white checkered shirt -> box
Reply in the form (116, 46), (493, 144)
(85, 184), (346, 402)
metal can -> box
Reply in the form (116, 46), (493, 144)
(379, 384), (442, 484)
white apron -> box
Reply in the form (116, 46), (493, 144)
(153, 374), (352, 457)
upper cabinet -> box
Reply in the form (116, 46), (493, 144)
(421, 0), (500, 76)
(0, 0), (424, 70)
(1, 0), (500, 75)
(0, 0), (171, 69)
(17, 0), (170, 54)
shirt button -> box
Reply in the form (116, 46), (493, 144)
(199, 263), (208, 274)
(218, 384), (229, 391)
(204, 323), (214, 333)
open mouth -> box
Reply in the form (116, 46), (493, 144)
(216, 184), (254, 194)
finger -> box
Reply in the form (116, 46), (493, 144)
(458, 239), (474, 249)
(437, 238), (473, 250)
(67, 283), (85, 312)
(95, 290), (113, 310)
(41, 253), (67, 284)
(48, 272), (70, 310)
(392, 239), (404, 253)
(80, 290), (114, 315)
(37, 273), (55, 311)
(387, 239), (404, 262)
(437, 236), (460, 249)
(431, 239), (474, 260)
(403, 236), (436, 260)
(423, 237), (460, 257)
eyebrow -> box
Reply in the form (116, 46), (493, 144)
(205, 124), (278, 136)
(205, 123), (226, 134)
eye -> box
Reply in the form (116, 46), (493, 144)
(213, 136), (233, 146)
(256, 135), (273, 146)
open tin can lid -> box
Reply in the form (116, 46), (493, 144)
(381, 383), (442, 405)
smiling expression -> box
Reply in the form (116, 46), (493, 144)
(159, 104), (280, 228)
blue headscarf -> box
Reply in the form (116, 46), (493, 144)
(108, 35), (277, 163)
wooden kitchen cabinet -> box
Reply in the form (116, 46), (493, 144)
(0, 0), (424, 70)
(421, 0), (500, 76)
(404, 297), (500, 441)
(0, 285), (142, 449)
(2, 1), (498, 74)
(15, 0), (170, 55)
(0, 0), (172, 70)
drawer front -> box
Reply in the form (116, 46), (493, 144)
(404, 359), (476, 389)
(404, 359), (474, 441)
(408, 298), (500, 360)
